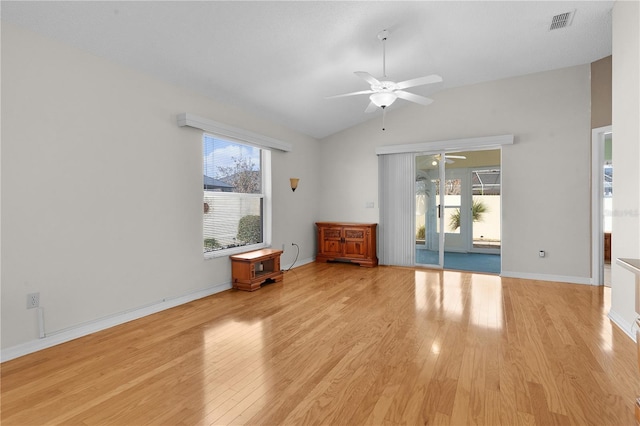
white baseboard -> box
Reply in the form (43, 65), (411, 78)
(1, 282), (233, 362)
(1, 259), (318, 363)
(500, 270), (593, 285)
(7, 262), (596, 362)
(607, 309), (637, 342)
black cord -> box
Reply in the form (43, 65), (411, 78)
(286, 243), (300, 272)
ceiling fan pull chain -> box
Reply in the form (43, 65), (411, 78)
(382, 106), (386, 131)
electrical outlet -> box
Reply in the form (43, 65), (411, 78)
(27, 292), (40, 309)
(539, 250), (545, 258)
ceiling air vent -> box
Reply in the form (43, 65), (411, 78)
(549, 10), (575, 30)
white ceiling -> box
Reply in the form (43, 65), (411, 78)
(1, 1), (613, 139)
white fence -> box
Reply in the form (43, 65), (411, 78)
(203, 193), (261, 251)
(416, 195), (501, 248)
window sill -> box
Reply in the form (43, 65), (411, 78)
(204, 243), (268, 260)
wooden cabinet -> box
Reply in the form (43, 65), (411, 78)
(604, 232), (612, 262)
(315, 222), (378, 267)
(230, 248), (283, 291)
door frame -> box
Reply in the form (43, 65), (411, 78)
(591, 125), (612, 286)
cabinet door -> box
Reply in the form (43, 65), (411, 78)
(342, 226), (368, 259)
(320, 226), (343, 257)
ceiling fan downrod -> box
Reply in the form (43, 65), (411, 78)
(379, 29), (389, 131)
(378, 29), (389, 78)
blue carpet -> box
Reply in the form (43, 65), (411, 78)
(416, 249), (500, 274)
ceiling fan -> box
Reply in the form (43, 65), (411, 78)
(432, 154), (467, 165)
(327, 29), (443, 129)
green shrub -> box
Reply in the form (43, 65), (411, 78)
(416, 225), (425, 240)
(237, 215), (262, 244)
(204, 238), (220, 251)
(449, 199), (488, 231)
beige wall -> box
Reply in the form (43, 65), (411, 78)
(609, 0), (640, 336)
(591, 55), (612, 129)
(1, 24), (321, 351)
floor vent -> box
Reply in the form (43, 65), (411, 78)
(550, 10), (575, 30)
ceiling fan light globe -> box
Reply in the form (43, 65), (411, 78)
(370, 92), (397, 108)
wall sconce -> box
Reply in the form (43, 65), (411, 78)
(290, 178), (300, 192)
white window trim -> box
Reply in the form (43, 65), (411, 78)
(179, 113), (293, 152)
(376, 134), (513, 155)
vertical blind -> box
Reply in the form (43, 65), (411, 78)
(378, 153), (416, 266)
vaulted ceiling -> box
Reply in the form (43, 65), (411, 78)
(1, 1), (613, 139)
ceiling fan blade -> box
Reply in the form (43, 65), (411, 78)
(446, 155), (467, 159)
(354, 71), (381, 87)
(396, 74), (443, 90)
(364, 101), (379, 113)
(326, 90), (374, 99)
(395, 90), (433, 106)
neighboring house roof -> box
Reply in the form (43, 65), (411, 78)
(203, 175), (233, 192)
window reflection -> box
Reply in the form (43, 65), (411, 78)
(469, 274), (503, 330)
(413, 270), (504, 330)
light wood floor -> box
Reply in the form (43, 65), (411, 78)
(2, 262), (638, 425)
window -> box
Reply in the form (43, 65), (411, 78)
(203, 135), (270, 257)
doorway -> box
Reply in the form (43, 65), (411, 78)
(415, 149), (501, 274)
(591, 126), (613, 286)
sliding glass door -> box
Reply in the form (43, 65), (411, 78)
(416, 150), (501, 270)
(378, 137), (510, 272)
